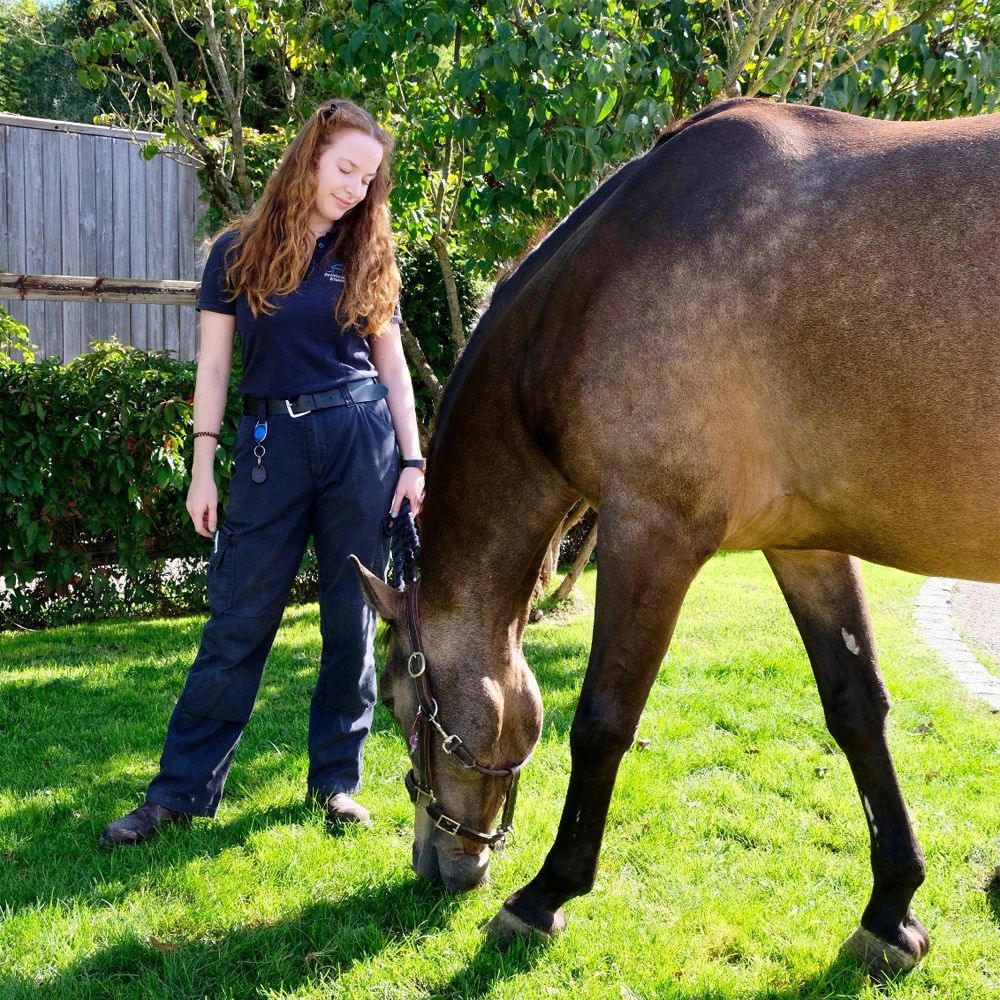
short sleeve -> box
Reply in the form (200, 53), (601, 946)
(196, 231), (238, 315)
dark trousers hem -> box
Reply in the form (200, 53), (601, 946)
(145, 792), (218, 819)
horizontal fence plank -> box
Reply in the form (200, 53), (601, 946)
(1, 273), (199, 305)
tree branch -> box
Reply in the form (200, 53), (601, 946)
(553, 518), (598, 603)
(801, 0), (954, 102)
(398, 321), (444, 405)
(196, 0), (252, 206)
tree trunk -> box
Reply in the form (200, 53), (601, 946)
(398, 320), (444, 406)
(538, 530), (560, 591)
(553, 518), (598, 603)
(537, 502), (590, 592)
(430, 233), (466, 354)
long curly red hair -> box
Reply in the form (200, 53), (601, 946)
(217, 99), (400, 337)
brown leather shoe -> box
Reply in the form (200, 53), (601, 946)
(323, 793), (372, 829)
(99, 801), (191, 848)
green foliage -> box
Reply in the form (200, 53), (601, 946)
(0, 305), (36, 364)
(199, 125), (295, 234)
(0, 342), (241, 627)
(398, 244), (480, 419)
(821, 1), (1000, 118)
(322, 1), (702, 271)
(0, 0), (113, 120)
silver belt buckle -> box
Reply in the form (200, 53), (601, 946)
(285, 397), (312, 419)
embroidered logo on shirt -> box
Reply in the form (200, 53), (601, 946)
(324, 262), (345, 284)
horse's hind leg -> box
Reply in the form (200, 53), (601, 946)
(487, 509), (711, 942)
(765, 548), (930, 977)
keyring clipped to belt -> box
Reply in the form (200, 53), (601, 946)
(252, 399), (268, 484)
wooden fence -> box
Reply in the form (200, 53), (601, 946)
(0, 113), (203, 362)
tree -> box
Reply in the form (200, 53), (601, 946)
(820, 0), (1000, 118)
(0, 0), (110, 120)
(69, 0), (1000, 418)
(72, 0), (340, 216)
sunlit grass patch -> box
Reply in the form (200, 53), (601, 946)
(2, 555), (1000, 998)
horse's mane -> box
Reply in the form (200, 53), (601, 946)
(427, 99), (744, 466)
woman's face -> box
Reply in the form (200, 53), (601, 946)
(310, 128), (385, 232)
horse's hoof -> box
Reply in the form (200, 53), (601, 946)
(840, 917), (930, 980)
(485, 903), (567, 945)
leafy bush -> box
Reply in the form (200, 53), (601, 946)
(0, 305), (37, 363)
(0, 342), (250, 628)
(398, 244), (481, 422)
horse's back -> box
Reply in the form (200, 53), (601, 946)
(520, 100), (1000, 581)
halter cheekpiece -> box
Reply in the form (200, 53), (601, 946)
(402, 582), (530, 850)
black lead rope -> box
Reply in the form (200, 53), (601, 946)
(386, 497), (420, 590)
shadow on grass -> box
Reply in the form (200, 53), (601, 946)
(0, 878), (461, 999)
(755, 952), (873, 1000)
(0, 794), (311, 912)
(429, 933), (550, 1000)
(984, 868), (1000, 929)
(0, 893), (886, 1000)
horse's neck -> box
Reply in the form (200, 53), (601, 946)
(420, 362), (573, 631)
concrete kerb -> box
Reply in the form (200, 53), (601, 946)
(913, 577), (1000, 712)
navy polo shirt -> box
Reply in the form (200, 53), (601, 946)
(196, 227), (401, 399)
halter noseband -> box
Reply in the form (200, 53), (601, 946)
(402, 582), (530, 851)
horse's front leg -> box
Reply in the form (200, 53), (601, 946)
(488, 512), (710, 941)
(766, 549), (929, 978)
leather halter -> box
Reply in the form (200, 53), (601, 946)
(402, 582), (529, 850)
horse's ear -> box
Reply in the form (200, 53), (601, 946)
(349, 554), (405, 622)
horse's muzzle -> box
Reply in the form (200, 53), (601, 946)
(412, 836), (490, 893)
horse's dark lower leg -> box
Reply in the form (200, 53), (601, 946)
(765, 548), (929, 976)
(490, 514), (708, 939)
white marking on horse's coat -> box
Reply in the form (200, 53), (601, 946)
(842, 628), (861, 655)
(863, 795), (879, 839)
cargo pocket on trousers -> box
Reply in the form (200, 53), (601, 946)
(207, 525), (236, 613)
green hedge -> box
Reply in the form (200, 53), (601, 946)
(0, 340), (247, 628)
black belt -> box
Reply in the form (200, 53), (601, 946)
(243, 379), (388, 417)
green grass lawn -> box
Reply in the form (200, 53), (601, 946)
(2, 553), (1000, 999)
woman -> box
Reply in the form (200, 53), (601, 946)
(100, 99), (424, 846)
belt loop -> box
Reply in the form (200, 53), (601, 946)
(257, 399), (266, 421)
(341, 384), (355, 406)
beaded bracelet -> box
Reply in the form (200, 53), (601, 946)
(192, 431), (221, 441)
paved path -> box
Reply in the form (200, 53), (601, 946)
(951, 581), (1000, 668)
(913, 578), (1000, 712)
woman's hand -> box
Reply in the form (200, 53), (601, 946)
(391, 466), (425, 518)
(187, 473), (219, 538)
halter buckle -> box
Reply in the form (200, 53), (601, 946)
(441, 733), (462, 755)
(407, 651), (426, 677)
(434, 813), (462, 836)
(404, 770), (433, 807)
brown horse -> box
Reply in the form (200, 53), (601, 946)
(354, 97), (1000, 977)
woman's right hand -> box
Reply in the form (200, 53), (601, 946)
(187, 474), (219, 538)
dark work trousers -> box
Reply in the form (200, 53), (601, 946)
(146, 394), (397, 817)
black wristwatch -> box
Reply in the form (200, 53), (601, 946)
(401, 458), (426, 470)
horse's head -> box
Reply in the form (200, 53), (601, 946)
(352, 557), (543, 893)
